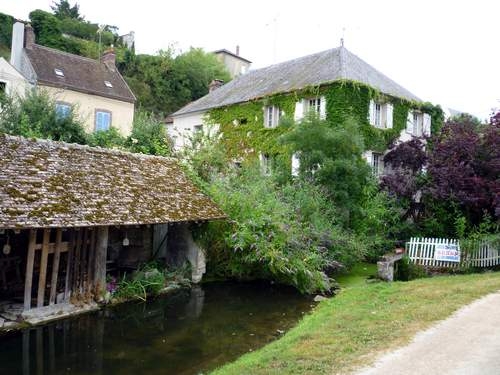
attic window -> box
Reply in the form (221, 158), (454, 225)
(54, 68), (64, 77)
(104, 81), (113, 88)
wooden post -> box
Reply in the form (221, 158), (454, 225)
(64, 231), (75, 302)
(87, 228), (96, 294)
(73, 229), (83, 296)
(94, 226), (108, 300)
(24, 229), (37, 311)
(49, 229), (63, 305)
(80, 228), (89, 294)
(37, 229), (51, 308)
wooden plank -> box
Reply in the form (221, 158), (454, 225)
(80, 228), (89, 294)
(24, 229), (37, 311)
(49, 229), (63, 305)
(37, 229), (51, 308)
(34, 242), (69, 253)
(87, 228), (97, 294)
(94, 226), (109, 299)
(64, 231), (75, 301)
(73, 229), (83, 295)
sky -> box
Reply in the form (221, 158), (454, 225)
(2, 0), (499, 119)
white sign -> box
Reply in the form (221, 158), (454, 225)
(434, 243), (460, 262)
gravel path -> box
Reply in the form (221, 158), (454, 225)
(357, 291), (500, 375)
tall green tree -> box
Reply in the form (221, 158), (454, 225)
(282, 115), (371, 226)
(51, 0), (82, 20)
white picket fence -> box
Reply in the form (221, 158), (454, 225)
(406, 237), (500, 268)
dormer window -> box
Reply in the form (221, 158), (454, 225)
(104, 81), (113, 88)
(54, 68), (64, 77)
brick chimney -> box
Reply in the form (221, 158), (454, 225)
(209, 79), (224, 92)
(24, 23), (35, 49)
(101, 48), (116, 71)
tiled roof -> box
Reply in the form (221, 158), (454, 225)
(0, 134), (225, 229)
(173, 46), (421, 116)
(25, 44), (136, 103)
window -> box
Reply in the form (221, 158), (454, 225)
(264, 106), (280, 128)
(375, 103), (382, 128)
(55, 102), (71, 119)
(372, 152), (383, 176)
(413, 112), (423, 136)
(260, 153), (272, 176)
(104, 80), (113, 88)
(307, 98), (321, 116)
(194, 124), (203, 133)
(369, 100), (393, 129)
(95, 110), (111, 131)
(0, 82), (6, 95)
(54, 68), (64, 77)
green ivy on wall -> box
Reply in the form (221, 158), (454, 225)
(206, 80), (443, 158)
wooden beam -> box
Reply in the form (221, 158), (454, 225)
(64, 231), (75, 302)
(49, 229), (62, 305)
(37, 229), (51, 308)
(80, 228), (89, 294)
(34, 242), (69, 253)
(24, 229), (37, 311)
(73, 229), (82, 295)
(87, 228), (96, 294)
(94, 226), (108, 300)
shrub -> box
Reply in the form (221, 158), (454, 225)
(0, 90), (87, 144)
(125, 111), (171, 156)
(195, 164), (365, 293)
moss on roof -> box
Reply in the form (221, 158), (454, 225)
(0, 134), (225, 229)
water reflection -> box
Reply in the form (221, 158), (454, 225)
(0, 282), (312, 375)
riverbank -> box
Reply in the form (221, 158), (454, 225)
(211, 272), (500, 374)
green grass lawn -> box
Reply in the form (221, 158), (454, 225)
(211, 272), (500, 374)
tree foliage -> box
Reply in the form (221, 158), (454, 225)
(50, 0), (82, 20)
(122, 48), (231, 114)
(282, 115), (371, 226)
(382, 113), (499, 237)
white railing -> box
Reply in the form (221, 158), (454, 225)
(406, 237), (500, 268)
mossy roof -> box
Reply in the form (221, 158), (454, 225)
(173, 46), (421, 116)
(0, 134), (225, 229)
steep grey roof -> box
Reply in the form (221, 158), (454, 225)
(0, 134), (225, 229)
(25, 44), (136, 103)
(174, 47), (421, 116)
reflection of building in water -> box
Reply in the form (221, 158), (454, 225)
(22, 318), (105, 375)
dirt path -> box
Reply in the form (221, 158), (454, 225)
(357, 291), (500, 375)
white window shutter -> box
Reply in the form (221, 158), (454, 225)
(368, 100), (375, 125)
(362, 151), (372, 165)
(291, 153), (300, 177)
(294, 100), (304, 121)
(386, 103), (393, 129)
(406, 111), (413, 133)
(320, 96), (326, 120)
(423, 113), (432, 136)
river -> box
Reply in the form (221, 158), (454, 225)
(0, 281), (313, 374)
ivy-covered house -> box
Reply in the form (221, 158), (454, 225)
(170, 45), (442, 175)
